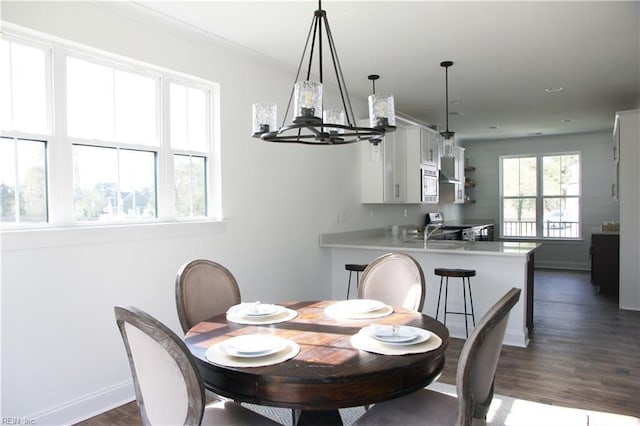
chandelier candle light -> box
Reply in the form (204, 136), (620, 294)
(251, 0), (396, 145)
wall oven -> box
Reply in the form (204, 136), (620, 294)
(421, 163), (439, 203)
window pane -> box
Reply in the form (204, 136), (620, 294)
(67, 57), (114, 141)
(503, 157), (536, 197)
(543, 197), (580, 238)
(174, 154), (206, 217)
(170, 84), (187, 149)
(114, 70), (157, 145)
(0, 40), (48, 134)
(502, 198), (536, 237)
(543, 154), (580, 196)
(1, 137), (47, 223)
(187, 87), (207, 151)
(170, 83), (207, 151)
(0, 41), (12, 130)
(0, 137), (17, 221)
(73, 145), (156, 221)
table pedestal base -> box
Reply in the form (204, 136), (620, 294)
(294, 409), (344, 425)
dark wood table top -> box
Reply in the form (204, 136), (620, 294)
(185, 301), (449, 411)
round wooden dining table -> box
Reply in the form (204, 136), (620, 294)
(185, 301), (449, 425)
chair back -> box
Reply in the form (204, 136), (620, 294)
(114, 305), (205, 426)
(358, 252), (426, 311)
(456, 287), (521, 425)
(175, 259), (241, 333)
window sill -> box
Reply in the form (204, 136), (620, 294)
(1, 220), (227, 251)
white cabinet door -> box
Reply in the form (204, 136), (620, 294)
(420, 127), (440, 167)
(361, 124), (423, 204)
(384, 129), (407, 202)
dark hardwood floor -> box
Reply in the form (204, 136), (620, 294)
(77, 269), (639, 425)
(440, 268), (640, 418)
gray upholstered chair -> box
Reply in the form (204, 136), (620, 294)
(175, 259), (241, 333)
(114, 305), (280, 426)
(353, 287), (521, 426)
(358, 252), (426, 312)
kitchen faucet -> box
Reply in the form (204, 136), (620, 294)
(424, 224), (444, 246)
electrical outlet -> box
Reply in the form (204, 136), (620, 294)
(336, 211), (344, 223)
(369, 210), (374, 218)
(404, 209), (408, 218)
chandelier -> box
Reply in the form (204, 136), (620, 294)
(251, 1), (396, 145)
(440, 60), (456, 157)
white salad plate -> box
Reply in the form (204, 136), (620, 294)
(222, 335), (287, 358)
(365, 325), (431, 346)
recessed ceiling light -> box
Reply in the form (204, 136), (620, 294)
(545, 86), (564, 93)
(561, 119), (574, 123)
(488, 126), (499, 129)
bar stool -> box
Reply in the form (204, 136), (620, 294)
(345, 264), (368, 299)
(434, 268), (476, 337)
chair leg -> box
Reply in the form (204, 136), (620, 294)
(346, 270), (353, 300)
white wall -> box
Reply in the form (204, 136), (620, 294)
(0, 2), (428, 423)
(461, 131), (619, 270)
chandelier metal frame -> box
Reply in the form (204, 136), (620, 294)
(253, 1), (395, 145)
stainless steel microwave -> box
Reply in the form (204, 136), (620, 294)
(421, 163), (439, 203)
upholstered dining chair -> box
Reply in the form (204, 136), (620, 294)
(114, 305), (280, 426)
(358, 252), (426, 312)
(175, 259), (241, 334)
(353, 287), (521, 426)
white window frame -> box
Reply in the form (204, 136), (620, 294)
(0, 25), (221, 229)
(499, 151), (582, 241)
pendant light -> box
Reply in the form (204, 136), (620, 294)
(251, 0), (396, 145)
(440, 60), (455, 157)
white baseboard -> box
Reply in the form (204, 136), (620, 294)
(446, 324), (527, 348)
(28, 380), (135, 425)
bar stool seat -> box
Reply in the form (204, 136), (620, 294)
(434, 268), (476, 337)
(345, 264), (368, 299)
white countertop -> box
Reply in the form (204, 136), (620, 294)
(320, 228), (540, 257)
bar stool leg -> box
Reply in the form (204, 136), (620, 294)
(443, 277), (449, 326)
(467, 276), (476, 327)
(462, 277), (469, 337)
(346, 270), (353, 300)
(436, 276), (444, 321)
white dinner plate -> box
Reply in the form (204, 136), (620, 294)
(223, 335), (287, 358)
(332, 299), (385, 314)
(365, 325), (432, 346)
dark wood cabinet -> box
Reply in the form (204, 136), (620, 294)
(590, 233), (619, 296)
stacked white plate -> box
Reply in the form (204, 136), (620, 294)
(226, 302), (297, 324)
(206, 334), (300, 367)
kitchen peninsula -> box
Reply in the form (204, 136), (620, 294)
(320, 228), (540, 347)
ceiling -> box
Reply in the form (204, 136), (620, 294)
(130, 1), (639, 142)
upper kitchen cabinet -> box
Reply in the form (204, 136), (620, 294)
(439, 145), (465, 204)
(361, 123), (423, 204)
(406, 126), (440, 168)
